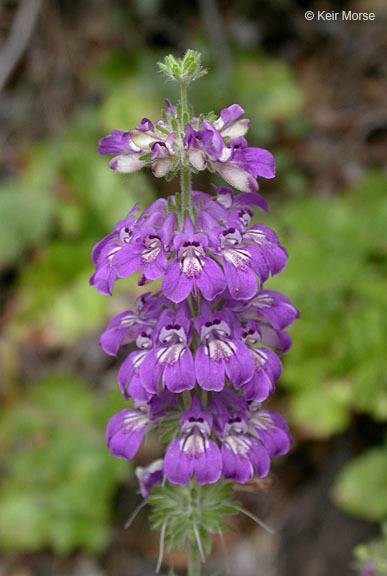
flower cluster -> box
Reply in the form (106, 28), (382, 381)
(98, 102), (275, 193)
(91, 53), (298, 503)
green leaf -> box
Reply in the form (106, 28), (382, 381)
(332, 447), (387, 521)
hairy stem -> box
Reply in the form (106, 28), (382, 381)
(180, 80), (201, 576)
(188, 538), (202, 576)
(179, 81), (193, 223)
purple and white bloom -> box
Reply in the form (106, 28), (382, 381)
(135, 459), (164, 498)
(243, 224), (287, 277)
(184, 125), (209, 171)
(215, 411), (270, 484)
(214, 223), (270, 300)
(89, 204), (140, 295)
(164, 396), (222, 486)
(212, 104), (250, 140)
(240, 322), (283, 401)
(140, 303), (195, 394)
(118, 328), (154, 402)
(202, 122), (275, 192)
(194, 302), (254, 391)
(247, 403), (291, 457)
(99, 291), (167, 356)
(211, 184), (268, 221)
(226, 296), (294, 355)
(231, 290), (299, 331)
(113, 213), (176, 283)
(99, 103), (181, 178)
(106, 391), (173, 461)
(162, 217), (226, 303)
(150, 133), (176, 177)
(98, 130), (147, 173)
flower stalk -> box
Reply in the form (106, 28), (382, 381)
(179, 79), (193, 224)
(91, 49), (299, 575)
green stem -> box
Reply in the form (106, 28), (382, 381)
(179, 81), (193, 223)
(188, 538), (202, 576)
(180, 81), (201, 576)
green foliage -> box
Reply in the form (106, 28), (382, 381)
(0, 373), (129, 553)
(233, 53), (305, 142)
(0, 182), (54, 268)
(267, 170), (387, 437)
(148, 481), (238, 558)
(331, 446), (387, 522)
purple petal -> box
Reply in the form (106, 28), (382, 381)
(215, 163), (258, 193)
(195, 346), (225, 392)
(221, 444), (252, 484)
(222, 257), (258, 300)
(225, 341), (255, 388)
(241, 371), (272, 402)
(164, 439), (193, 486)
(196, 258), (226, 301)
(163, 348), (195, 393)
(140, 349), (163, 394)
(98, 130), (133, 155)
(194, 440), (222, 485)
(162, 260), (193, 303)
(248, 440), (271, 477)
(106, 409), (147, 460)
(244, 147), (275, 179)
(109, 154), (146, 173)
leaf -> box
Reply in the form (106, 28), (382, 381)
(332, 447), (387, 521)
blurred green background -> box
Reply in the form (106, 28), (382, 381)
(0, 1), (386, 575)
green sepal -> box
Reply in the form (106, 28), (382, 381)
(138, 152), (152, 161)
(206, 111), (218, 124)
(155, 124), (170, 136)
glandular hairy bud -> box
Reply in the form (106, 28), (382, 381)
(158, 49), (208, 85)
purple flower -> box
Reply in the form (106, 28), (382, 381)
(243, 224), (287, 277)
(89, 204), (140, 295)
(113, 213), (176, 283)
(215, 411), (270, 484)
(139, 303), (195, 394)
(99, 291), (167, 356)
(194, 302), (254, 392)
(135, 459), (164, 498)
(98, 104), (180, 177)
(240, 322), (283, 401)
(247, 403), (291, 457)
(150, 133), (176, 177)
(202, 123), (275, 192)
(98, 130), (146, 173)
(162, 217), (226, 303)
(231, 290), (299, 331)
(184, 125), (208, 171)
(214, 223), (269, 300)
(106, 391), (176, 461)
(212, 184), (268, 220)
(118, 328), (154, 402)
(226, 293), (295, 355)
(212, 104), (250, 140)
(164, 396), (222, 486)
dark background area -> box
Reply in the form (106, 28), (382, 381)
(0, 1), (386, 575)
